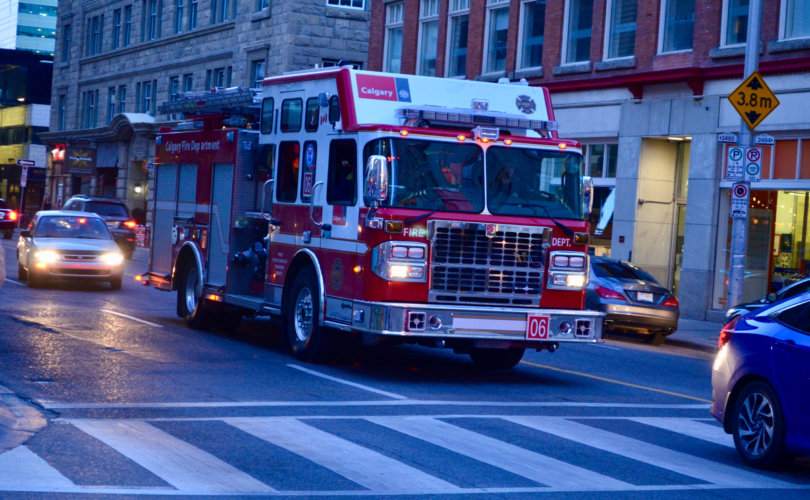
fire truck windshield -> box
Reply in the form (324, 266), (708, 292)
(363, 138), (583, 220)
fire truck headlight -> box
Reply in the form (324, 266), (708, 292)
(548, 271), (588, 290)
(566, 273), (586, 288)
(372, 241), (428, 282)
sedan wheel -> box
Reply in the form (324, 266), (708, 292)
(732, 380), (792, 469)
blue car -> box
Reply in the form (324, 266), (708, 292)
(711, 292), (810, 469)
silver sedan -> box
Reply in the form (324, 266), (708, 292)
(16, 211), (125, 289)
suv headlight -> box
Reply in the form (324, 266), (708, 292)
(371, 241), (428, 282)
(100, 252), (124, 266)
(547, 250), (589, 290)
(34, 250), (60, 263)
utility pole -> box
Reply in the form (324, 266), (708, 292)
(727, 0), (763, 310)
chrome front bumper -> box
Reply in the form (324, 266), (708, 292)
(325, 299), (603, 343)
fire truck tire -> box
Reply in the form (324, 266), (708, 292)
(177, 260), (213, 330)
(469, 347), (525, 370)
(285, 268), (332, 363)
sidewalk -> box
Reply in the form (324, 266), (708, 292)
(666, 317), (724, 353)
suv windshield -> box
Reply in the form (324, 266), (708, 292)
(363, 138), (583, 219)
(34, 216), (112, 240)
(86, 201), (128, 217)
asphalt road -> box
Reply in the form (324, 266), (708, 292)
(0, 239), (808, 498)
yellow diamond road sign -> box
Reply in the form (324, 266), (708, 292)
(728, 71), (780, 130)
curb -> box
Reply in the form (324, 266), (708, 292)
(0, 385), (47, 454)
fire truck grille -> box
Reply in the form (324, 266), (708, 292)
(429, 221), (551, 306)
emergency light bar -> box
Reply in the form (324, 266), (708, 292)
(158, 87), (260, 115)
(397, 105), (558, 135)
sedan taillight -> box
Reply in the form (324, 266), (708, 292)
(595, 285), (626, 301)
(8, 210), (17, 221)
(662, 297), (679, 308)
(122, 220), (137, 229)
(718, 316), (739, 348)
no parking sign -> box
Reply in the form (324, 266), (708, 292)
(731, 183), (749, 219)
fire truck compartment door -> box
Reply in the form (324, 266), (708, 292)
(152, 163), (178, 275)
(208, 163), (234, 286)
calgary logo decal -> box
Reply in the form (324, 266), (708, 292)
(515, 95), (536, 114)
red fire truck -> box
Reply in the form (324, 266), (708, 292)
(143, 68), (602, 369)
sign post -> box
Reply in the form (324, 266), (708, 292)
(16, 159), (35, 227)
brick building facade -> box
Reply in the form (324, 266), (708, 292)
(369, 0), (810, 320)
(39, 0), (369, 222)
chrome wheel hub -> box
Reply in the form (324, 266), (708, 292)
(294, 288), (314, 343)
(184, 267), (200, 314)
(738, 392), (775, 457)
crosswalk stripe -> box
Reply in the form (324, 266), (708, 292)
(70, 420), (275, 494)
(225, 417), (462, 493)
(0, 446), (75, 491)
(368, 416), (633, 491)
(504, 416), (794, 489)
(627, 417), (734, 448)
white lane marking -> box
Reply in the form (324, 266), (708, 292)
(3, 278), (23, 286)
(0, 446), (75, 490)
(69, 419), (275, 494)
(369, 416), (632, 491)
(226, 417), (461, 493)
(287, 364), (408, 400)
(504, 416), (794, 489)
(628, 417), (733, 448)
(101, 309), (163, 328)
(39, 400), (709, 410)
(589, 343), (622, 350)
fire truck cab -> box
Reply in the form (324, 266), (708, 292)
(145, 67), (603, 369)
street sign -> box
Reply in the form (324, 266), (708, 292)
(718, 133), (738, 144)
(16, 159), (35, 167)
(726, 146), (745, 181)
(744, 146), (763, 182)
(728, 71), (780, 130)
(20, 165), (28, 188)
(731, 183), (749, 219)
(754, 134), (775, 145)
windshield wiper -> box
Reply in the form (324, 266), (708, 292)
(405, 200), (440, 225)
(519, 202), (575, 237)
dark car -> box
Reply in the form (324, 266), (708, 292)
(585, 256), (679, 345)
(725, 277), (810, 322)
(61, 195), (136, 259)
(711, 292), (810, 469)
(0, 198), (19, 239)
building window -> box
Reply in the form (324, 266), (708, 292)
(206, 67), (231, 88)
(61, 24), (71, 62)
(112, 10), (121, 49)
(326, 0), (364, 8)
(118, 85), (127, 113)
(211, 0), (235, 23)
(256, 0), (269, 11)
(143, 0), (162, 41)
(484, 0), (509, 73)
(250, 59), (265, 88)
(563, 0), (593, 63)
(58, 94), (66, 131)
(660, 0), (694, 53)
(169, 76), (180, 98)
(139, 80), (156, 114)
(446, 0), (469, 77)
(182, 73), (193, 92)
(585, 144), (618, 178)
(605, 0), (636, 59)
(82, 90), (99, 129)
(188, 0), (198, 29)
(107, 87), (116, 124)
(722, 0), (748, 46)
(518, 0), (545, 69)
(123, 5), (133, 46)
(781, 0), (810, 39)
(417, 0), (440, 76)
(174, 0), (184, 33)
(384, 2), (404, 73)
(86, 15), (104, 56)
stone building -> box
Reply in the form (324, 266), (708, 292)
(369, 0), (810, 320)
(39, 0), (369, 220)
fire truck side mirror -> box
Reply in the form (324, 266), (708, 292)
(365, 155), (389, 204)
(582, 176), (594, 218)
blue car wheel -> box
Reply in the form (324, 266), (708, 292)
(731, 380), (793, 469)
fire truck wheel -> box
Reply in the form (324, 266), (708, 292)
(469, 347), (525, 370)
(177, 260), (212, 330)
(285, 268), (332, 363)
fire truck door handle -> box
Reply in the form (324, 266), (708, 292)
(261, 179), (275, 220)
(310, 182), (326, 228)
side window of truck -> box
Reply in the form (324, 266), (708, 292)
(281, 98), (302, 133)
(327, 139), (357, 206)
(304, 97), (319, 132)
(329, 95), (340, 124)
(276, 141), (300, 203)
(261, 97), (274, 134)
